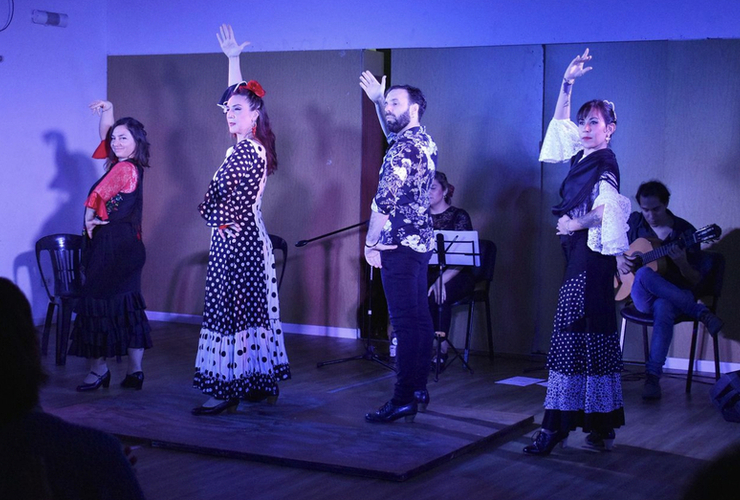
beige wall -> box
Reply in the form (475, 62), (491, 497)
(109, 50), (385, 330)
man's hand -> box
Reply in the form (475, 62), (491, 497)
(359, 70), (386, 104)
(667, 245), (688, 266)
(364, 243), (397, 268)
(616, 253), (639, 275)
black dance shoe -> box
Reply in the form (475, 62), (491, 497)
(365, 400), (418, 423)
(642, 373), (662, 400)
(243, 386), (279, 405)
(522, 429), (569, 456)
(414, 389), (430, 412)
(120, 371), (144, 390)
(191, 398), (239, 416)
(585, 429), (616, 451)
(76, 370), (111, 392)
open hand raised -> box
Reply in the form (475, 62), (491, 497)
(217, 24), (250, 58)
(359, 70), (386, 103)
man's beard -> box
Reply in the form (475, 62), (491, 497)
(386, 110), (411, 133)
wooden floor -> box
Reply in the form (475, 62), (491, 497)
(39, 321), (740, 500)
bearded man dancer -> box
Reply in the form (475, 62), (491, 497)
(359, 71), (438, 423)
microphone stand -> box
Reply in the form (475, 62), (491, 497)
(295, 221), (368, 248)
(432, 233), (473, 382)
(295, 221), (395, 371)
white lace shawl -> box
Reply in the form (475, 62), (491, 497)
(588, 179), (631, 255)
(539, 119), (582, 163)
(539, 119), (630, 255)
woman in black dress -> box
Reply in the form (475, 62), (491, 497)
(427, 171), (475, 368)
(524, 49), (630, 455)
(69, 100), (152, 392)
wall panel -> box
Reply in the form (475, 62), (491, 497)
(109, 50), (382, 330)
(392, 45), (545, 356)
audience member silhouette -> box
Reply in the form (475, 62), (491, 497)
(0, 277), (146, 499)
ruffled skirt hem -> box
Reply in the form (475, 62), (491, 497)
(68, 291), (152, 359)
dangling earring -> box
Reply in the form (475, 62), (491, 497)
(606, 134), (611, 143)
(251, 122), (257, 136)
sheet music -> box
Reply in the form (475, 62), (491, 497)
(428, 230), (480, 267)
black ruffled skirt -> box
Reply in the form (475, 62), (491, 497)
(68, 221), (152, 359)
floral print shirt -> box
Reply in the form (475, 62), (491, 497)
(371, 126), (437, 252)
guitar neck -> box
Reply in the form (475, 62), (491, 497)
(639, 242), (676, 265)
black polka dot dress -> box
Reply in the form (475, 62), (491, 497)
(542, 180), (625, 433)
(193, 139), (290, 401)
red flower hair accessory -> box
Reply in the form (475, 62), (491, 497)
(241, 80), (265, 98)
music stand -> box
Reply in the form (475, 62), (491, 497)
(430, 230), (479, 381)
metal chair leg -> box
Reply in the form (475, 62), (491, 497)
(464, 301), (475, 365)
(484, 297), (494, 362)
(642, 325), (650, 365)
(712, 329), (721, 381)
(686, 322), (700, 393)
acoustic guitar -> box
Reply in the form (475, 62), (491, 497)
(613, 224), (721, 301)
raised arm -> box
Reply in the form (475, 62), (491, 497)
(217, 24), (250, 86)
(553, 48), (593, 121)
(359, 70), (390, 138)
(89, 100), (114, 141)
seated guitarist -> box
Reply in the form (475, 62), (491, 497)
(617, 180), (723, 400)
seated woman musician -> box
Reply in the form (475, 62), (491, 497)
(427, 171), (475, 367)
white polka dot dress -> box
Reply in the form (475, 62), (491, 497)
(194, 139), (290, 400)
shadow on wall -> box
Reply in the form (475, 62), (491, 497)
(293, 100), (363, 329)
(17, 131), (98, 320)
(13, 251), (41, 321)
(709, 228), (740, 343)
(298, 179), (358, 328)
(38, 131), (99, 238)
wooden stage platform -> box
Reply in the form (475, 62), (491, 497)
(42, 323), (533, 481)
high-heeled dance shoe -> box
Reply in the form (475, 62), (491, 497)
(365, 400), (418, 423)
(265, 392), (279, 405)
(191, 398), (240, 416)
(243, 386), (279, 405)
(120, 371), (144, 390)
(585, 429), (616, 451)
(414, 389), (430, 413)
(76, 370), (111, 392)
(522, 429), (569, 455)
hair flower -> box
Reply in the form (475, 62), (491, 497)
(603, 99), (617, 121)
(244, 80), (265, 98)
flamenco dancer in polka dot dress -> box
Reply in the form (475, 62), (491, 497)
(525, 49), (631, 454)
(192, 25), (290, 416)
